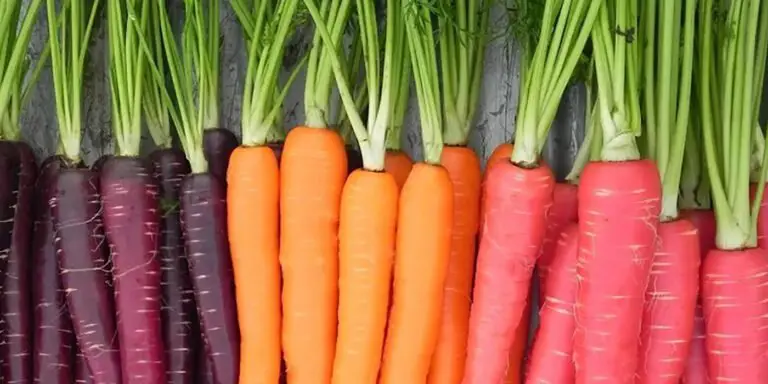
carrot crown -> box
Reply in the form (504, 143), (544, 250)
(303, 0), (354, 129)
(511, 0), (601, 166)
(679, 101), (711, 211)
(698, 0), (768, 250)
(46, 0), (102, 164)
(641, 0), (697, 222)
(232, 0), (307, 147)
(0, 0), (47, 142)
(303, 0), (412, 170)
(142, 1), (171, 149)
(139, 1), (219, 173)
(108, 1), (150, 157)
(440, 0), (490, 146)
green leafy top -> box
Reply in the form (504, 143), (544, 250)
(303, 0), (355, 128)
(698, 0), (768, 250)
(0, 0), (48, 141)
(440, 0), (491, 146)
(142, 0), (171, 148)
(302, 0), (411, 169)
(46, 0), (102, 163)
(641, 0), (697, 221)
(108, 0), (150, 157)
(511, 0), (602, 166)
(231, 0), (307, 147)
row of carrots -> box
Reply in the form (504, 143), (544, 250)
(1, 0), (768, 384)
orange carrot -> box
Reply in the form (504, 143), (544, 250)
(280, 127), (347, 383)
(427, 146), (482, 384)
(227, 147), (281, 384)
(379, 163), (454, 383)
(385, 150), (414, 191)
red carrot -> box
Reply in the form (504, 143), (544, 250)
(526, 223), (579, 383)
(536, 183), (578, 297)
(463, 1), (599, 381)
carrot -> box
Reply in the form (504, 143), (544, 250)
(502, 297), (531, 384)
(535, 182), (578, 296)
(279, 0), (356, 381)
(425, 3), (490, 380)
(203, 127), (238, 185)
(526, 223), (579, 383)
(695, 0), (768, 381)
(487, 143), (514, 169)
(464, 1), (600, 381)
(384, 150), (413, 190)
(227, 1), (305, 382)
(631, 1), (700, 382)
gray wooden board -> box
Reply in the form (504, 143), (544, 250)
(19, 0), (588, 342)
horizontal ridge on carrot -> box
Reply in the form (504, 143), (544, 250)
(463, 0), (600, 382)
(696, 0), (768, 382)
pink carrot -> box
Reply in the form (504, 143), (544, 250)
(636, 219), (700, 383)
(536, 183), (578, 298)
(526, 223), (579, 383)
(463, 161), (554, 384)
(680, 209), (715, 384)
(574, 160), (661, 383)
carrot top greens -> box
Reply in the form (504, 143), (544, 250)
(511, 0), (601, 166)
(641, 0), (697, 222)
(0, 0), (47, 142)
(142, 1), (171, 149)
(302, 0), (410, 170)
(698, 0), (768, 250)
(47, 0), (102, 164)
(303, 0), (354, 129)
(440, 0), (490, 146)
(108, 0), (150, 157)
(231, 0), (307, 147)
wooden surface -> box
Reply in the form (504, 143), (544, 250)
(19, 0), (585, 177)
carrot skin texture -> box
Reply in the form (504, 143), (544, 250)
(332, 170), (398, 384)
(345, 146), (363, 175)
(75, 349), (94, 384)
(574, 160), (661, 384)
(526, 223), (579, 384)
(101, 156), (166, 383)
(637, 219), (699, 383)
(463, 162), (554, 384)
(503, 296), (532, 384)
(32, 156), (74, 384)
(701, 248), (768, 383)
(680, 209), (715, 384)
(150, 149), (198, 384)
(0, 145), (18, 384)
(379, 163), (454, 383)
(280, 127), (346, 384)
(180, 173), (240, 384)
(51, 168), (122, 384)
(227, 146), (282, 384)
(536, 183), (578, 295)
(428, 147), (482, 384)
(0, 141), (36, 383)
(203, 128), (239, 187)
(384, 150), (413, 191)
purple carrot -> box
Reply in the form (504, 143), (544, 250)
(100, 156), (165, 384)
(50, 167), (121, 384)
(345, 145), (363, 174)
(91, 155), (114, 173)
(32, 156), (75, 384)
(202, 128), (238, 185)
(0, 144), (21, 384)
(180, 173), (239, 384)
(197, 348), (214, 384)
(0, 141), (36, 384)
(149, 148), (197, 384)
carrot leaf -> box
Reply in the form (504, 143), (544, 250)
(46, 0), (102, 164)
(511, 0), (601, 166)
(142, 1), (171, 149)
(232, 0), (306, 146)
(108, 0), (150, 157)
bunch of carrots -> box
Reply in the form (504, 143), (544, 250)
(2, 0), (768, 383)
